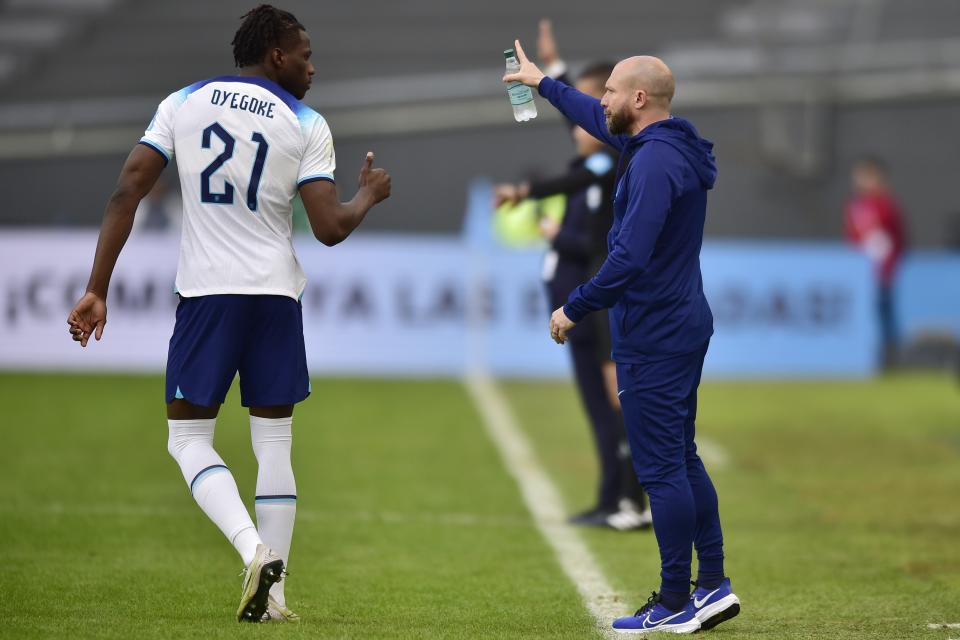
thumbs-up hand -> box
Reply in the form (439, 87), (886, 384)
(358, 151), (391, 204)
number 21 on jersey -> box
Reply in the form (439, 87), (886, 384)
(199, 122), (269, 212)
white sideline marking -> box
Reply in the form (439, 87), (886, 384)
(464, 372), (624, 638)
(928, 623), (960, 629)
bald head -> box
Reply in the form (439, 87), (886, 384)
(601, 55), (675, 136)
(614, 56), (675, 106)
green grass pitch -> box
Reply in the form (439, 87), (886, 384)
(2, 372), (958, 638)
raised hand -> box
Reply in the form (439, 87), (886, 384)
(358, 151), (391, 204)
(537, 19), (560, 66)
(502, 40), (546, 88)
(67, 291), (107, 347)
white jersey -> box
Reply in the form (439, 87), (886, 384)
(140, 75), (336, 300)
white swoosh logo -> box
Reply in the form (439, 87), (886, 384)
(643, 610), (684, 628)
(694, 588), (720, 608)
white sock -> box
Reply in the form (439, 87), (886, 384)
(250, 415), (296, 605)
(168, 419), (262, 565)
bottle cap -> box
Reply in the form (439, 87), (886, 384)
(504, 48), (517, 59)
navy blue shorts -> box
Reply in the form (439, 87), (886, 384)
(165, 294), (310, 408)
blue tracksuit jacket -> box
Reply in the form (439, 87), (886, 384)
(538, 76), (717, 361)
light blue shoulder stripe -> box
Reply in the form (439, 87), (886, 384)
(296, 104), (326, 133)
(170, 79), (208, 107)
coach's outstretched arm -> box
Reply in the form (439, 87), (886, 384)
(300, 151), (391, 246)
(503, 39), (623, 150)
(68, 144), (166, 347)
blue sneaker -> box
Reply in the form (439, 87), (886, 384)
(690, 578), (740, 630)
(612, 592), (701, 634)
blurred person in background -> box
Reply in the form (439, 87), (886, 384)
(494, 20), (650, 532)
(66, 4), (391, 624)
(844, 156), (906, 369)
(506, 42), (739, 634)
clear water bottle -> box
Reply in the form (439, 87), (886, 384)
(504, 48), (537, 122)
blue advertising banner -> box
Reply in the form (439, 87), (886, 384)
(5, 230), (954, 378)
(700, 242), (878, 377)
(897, 255), (960, 341)
(461, 242), (878, 378)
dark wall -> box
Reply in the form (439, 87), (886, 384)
(689, 100), (960, 246)
(3, 0), (959, 245)
(6, 0), (728, 102)
(5, 98), (959, 248)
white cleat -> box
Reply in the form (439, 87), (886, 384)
(261, 594), (301, 623)
(236, 544), (285, 623)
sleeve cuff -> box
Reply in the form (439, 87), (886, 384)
(537, 75), (555, 97)
(138, 139), (170, 165)
(297, 174), (335, 187)
(543, 60), (567, 79)
(563, 301), (589, 324)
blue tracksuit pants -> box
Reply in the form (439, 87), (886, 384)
(616, 341), (724, 596)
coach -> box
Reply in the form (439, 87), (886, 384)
(504, 42), (740, 634)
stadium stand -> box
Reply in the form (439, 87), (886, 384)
(1, 0), (959, 244)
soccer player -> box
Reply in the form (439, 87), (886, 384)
(67, 5), (391, 623)
(505, 43), (740, 633)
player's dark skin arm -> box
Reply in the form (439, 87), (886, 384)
(64, 146), (293, 422)
(204, 154), (391, 420)
(67, 144), (166, 348)
(299, 152), (391, 246)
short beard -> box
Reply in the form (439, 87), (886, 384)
(605, 108), (631, 136)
